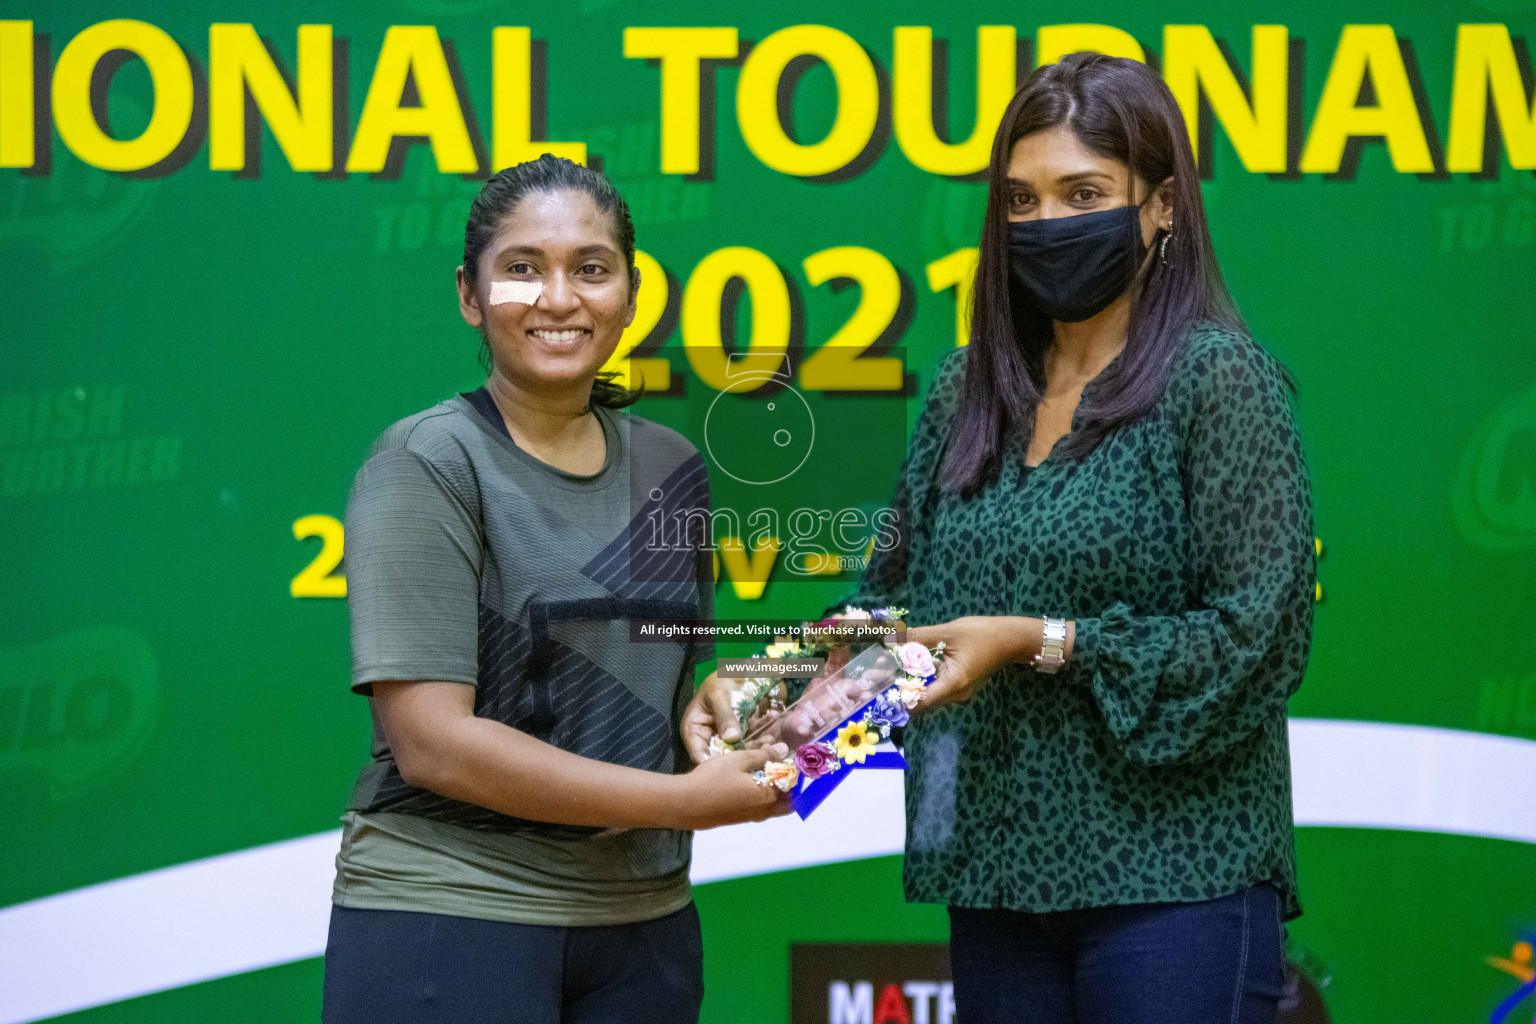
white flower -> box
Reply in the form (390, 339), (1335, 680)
(730, 678), (771, 713)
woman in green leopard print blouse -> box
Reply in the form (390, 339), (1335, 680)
(882, 54), (1312, 1023)
(687, 53), (1314, 1023)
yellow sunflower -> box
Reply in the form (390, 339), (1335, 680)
(833, 720), (877, 764)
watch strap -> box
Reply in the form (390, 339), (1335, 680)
(1033, 616), (1067, 674)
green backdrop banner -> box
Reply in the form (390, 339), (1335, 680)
(3, 2), (1536, 1022)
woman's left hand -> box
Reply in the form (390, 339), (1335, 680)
(900, 616), (1037, 714)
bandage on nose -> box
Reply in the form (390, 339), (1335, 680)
(489, 280), (543, 306)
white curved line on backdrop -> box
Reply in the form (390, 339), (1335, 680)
(1, 719), (1532, 1024)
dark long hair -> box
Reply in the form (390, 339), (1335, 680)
(942, 52), (1246, 492)
(461, 155), (641, 409)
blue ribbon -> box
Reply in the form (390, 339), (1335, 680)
(790, 698), (909, 819)
(1490, 977), (1536, 1024)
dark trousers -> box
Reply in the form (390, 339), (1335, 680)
(947, 883), (1287, 1024)
(321, 902), (704, 1024)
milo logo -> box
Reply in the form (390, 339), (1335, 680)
(0, 626), (160, 801)
(919, 176), (989, 255)
(0, 97), (158, 274)
(1455, 382), (1536, 549)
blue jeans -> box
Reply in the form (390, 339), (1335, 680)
(321, 903), (704, 1024)
(947, 883), (1287, 1024)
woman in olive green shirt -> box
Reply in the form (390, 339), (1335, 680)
(687, 53), (1313, 1024)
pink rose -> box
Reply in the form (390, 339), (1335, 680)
(795, 741), (839, 779)
(897, 641), (936, 679)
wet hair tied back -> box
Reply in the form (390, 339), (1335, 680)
(463, 155), (642, 409)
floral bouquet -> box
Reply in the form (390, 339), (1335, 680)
(709, 610), (944, 818)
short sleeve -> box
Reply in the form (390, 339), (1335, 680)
(345, 449), (483, 694)
(1070, 333), (1315, 765)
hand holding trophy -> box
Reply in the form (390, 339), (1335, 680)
(689, 608), (945, 818)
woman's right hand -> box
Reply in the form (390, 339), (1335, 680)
(670, 746), (794, 829)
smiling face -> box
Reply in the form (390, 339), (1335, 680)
(455, 188), (638, 396)
(1005, 124), (1172, 247)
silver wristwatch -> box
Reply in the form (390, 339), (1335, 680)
(1034, 617), (1067, 673)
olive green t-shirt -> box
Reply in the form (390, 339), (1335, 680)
(332, 393), (714, 926)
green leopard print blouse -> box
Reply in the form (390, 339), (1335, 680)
(841, 321), (1315, 920)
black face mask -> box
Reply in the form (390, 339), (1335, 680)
(1007, 205), (1145, 323)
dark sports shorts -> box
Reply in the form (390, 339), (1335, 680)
(321, 902), (704, 1024)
